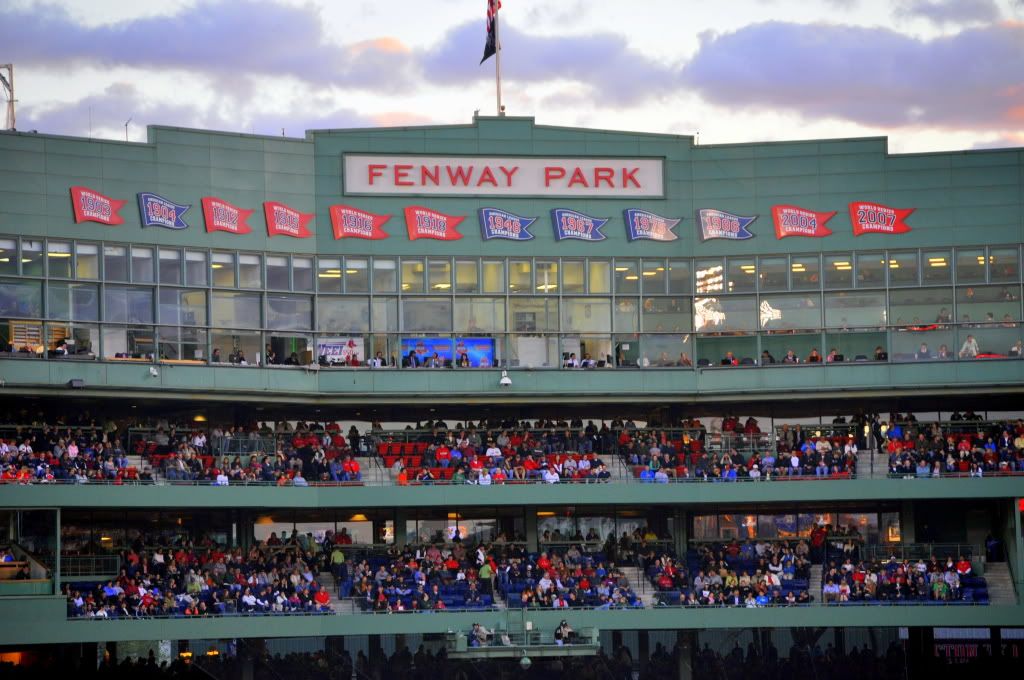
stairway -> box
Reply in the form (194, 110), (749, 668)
(864, 449), (890, 479)
(617, 564), (658, 607)
(982, 562), (1018, 606)
(808, 563), (823, 602)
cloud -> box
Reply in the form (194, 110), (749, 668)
(681, 20), (1024, 131)
(894, 0), (1001, 25)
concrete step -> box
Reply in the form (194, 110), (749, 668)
(618, 565), (658, 607)
(982, 562), (1018, 606)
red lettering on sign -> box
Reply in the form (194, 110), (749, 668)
(368, 164), (386, 185)
(594, 167), (615, 188)
(568, 167), (589, 188)
(622, 167), (641, 188)
(477, 166), (498, 187)
(394, 164), (414, 186)
(499, 166), (518, 187)
(421, 165), (440, 186)
(545, 166), (566, 187)
(447, 165), (474, 186)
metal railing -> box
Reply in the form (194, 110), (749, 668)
(61, 555), (122, 578)
(864, 543), (981, 561)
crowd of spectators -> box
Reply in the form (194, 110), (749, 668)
(821, 553), (988, 604)
(884, 415), (1024, 476)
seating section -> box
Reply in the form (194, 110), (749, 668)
(821, 555), (989, 605)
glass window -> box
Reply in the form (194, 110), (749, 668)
(402, 298), (451, 332)
(694, 295), (756, 332)
(759, 293), (821, 331)
(562, 298), (612, 332)
(562, 260), (585, 294)
(373, 258), (397, 293)
(318, 258), (342, 293)
(509, 260), (531, 294)
(890, 288), (952, 327)
(159, 288), (207, 326)
(694, 259), (724, 294)
(641, 260), (666, 294)
(103, 286), (153, 323)
(21, 240), (43, 277)
(266, 255), (289, 290)
(103, 245), (128, 282)
(726, 258), (756, 293)
(46, 241), (73, 278)
(791, 255), (820, 290)
(212, 252), (236, 287)
(957, 285), (1021, 327)
(758, 257), (787, 291)
(401, 259), (424, 293)
(855, 252), (885, 288)
(158, 248), (182, 285)
(589, 260), (611, 294)
(614, 298), (640, 332)
(427, 259), (450, 292)
(455, 260), (479, 293)
(990, 247), (1020, 283)
(614, 259), (639, 294)
(372, 297), (399, 332)
(0, 279), (42, 318)
(922, 250), (951, 284)
(824, 291), (886, 329)
(642, 297), (692, 332)
(293, 257), (313, 292)
(535, 260), (558, 293)
(824, 254), (853, 289)
(317, 297), (369, 332)
(667, 260), (692, 294)
(481, 260), (504, 293)
(510, 297), (558, 332)
(455, 298), (506, 332)
(266, 294), (312, 330)
(956, 248), (986, 284)
(185, 251), (208, 286)
(48, 282), (99, 321)
(887, 251), (919, 286)
(346, 258), (370, 293)
(0, 239), (16, 276)
(238, 254), (261, 289)
(211, 291), (261, 328)
(131, 246), (154, 282)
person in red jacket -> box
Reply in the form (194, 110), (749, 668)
(341, 455), (361, 481)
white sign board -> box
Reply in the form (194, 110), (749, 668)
(344, 155), (664, 197)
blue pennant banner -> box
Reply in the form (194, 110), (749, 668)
(697, 208), (756, 241)
(624, 209), (680, 242)
(478, 207), (536, 240)
(138, 192), (191, 229)
(551, 208), (608, 241)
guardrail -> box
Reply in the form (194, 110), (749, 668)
(61, 555), (122, 578)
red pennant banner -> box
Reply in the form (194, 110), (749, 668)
(264, 201), (314, 238)
(404, 206), (464, 241)
(69, 186), (126, 225)
(330, 205), (391, 240)
(201, 197), (254, 235)
(849, 201), (914, 236)
(771, 204), (836, 239)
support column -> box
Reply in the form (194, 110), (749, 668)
(638, 630), (649, 675)
(674, 508), (688, 557)
(525, 509), (539, 553)
(676, 630), (695, 680)
(1012, 498), (1024, 599)
(900, 501), (916, 544)
(393, 509), (408, 548)
(54, 508), (61, 594)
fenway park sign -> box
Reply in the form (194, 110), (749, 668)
(343, 155), (664, 198)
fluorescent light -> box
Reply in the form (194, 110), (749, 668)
(832, 261), (850, 267)
(642, 271), (657, 276)
(433, 283), (452, 289)
(615, 267), (629, 272)
(929, 261), (947, 267)
(345, 269), (358, 274)
(625, 275), (639, 280)
(211, 263), (223, 269)
(318, 273), (341, 278)
(47, 252), (72, 258)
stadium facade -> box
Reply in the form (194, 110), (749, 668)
(0, 117), (1022, 673)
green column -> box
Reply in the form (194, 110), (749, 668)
(900, 501), (916, 544)
(393, 509), (408, 548)
(54, 508), (61, 594)
(525, 509), (538, 553)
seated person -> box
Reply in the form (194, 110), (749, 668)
(873, 346), (888, 361)
(936, 344), (953, 359)
(806, 348), (822, 363)
(563, 352), (581, 368)
(781, 350), (799, 364)
(825, 348), (841, 363)
(720, 352), (738, 366)
(456, 352), (471, 368)
(677, 353), (693, 367)
(760, 350), (776, 365)
(580, 353), (597, 368)
(915, 343), (932, 360)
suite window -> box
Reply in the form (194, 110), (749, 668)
(267, 294), (312, 331)
(46, 241), (73, 278)
(694, 295), (756, 332)
(455, 260), (479, 293)
(956, 248), (986, 284)
(426, 259), (451, 292)
(824, 254), (853, 289)
(401, 259), (424, 294)
(0, 239), (16, 276)
(589, 261), (611, 294)
(318, 258), (342, 294)
(562, 260), (585, 294)
(455, 298), (506, 332)
(158, 289), (207, 326)
(211, 291), (261, 329)
(481, 260), (504, 293)
(103, 286), (153, 324)
(402, 297), (452, 332)
(695, 259), (724, 294)
(372, 297), (399, 332)
(824, 291), (886, 329)
(510, 297), (558, 332)
(614, 298), (640, 332)
(509, 260), (531, 294)
(889, 288), (951, 327)
(266, 255), (289, 290)
(758, 257), (787, 292)
(318, 297), (369, 332)
(641, 260), (666, 294)
(642, 297), (692, 332)
(21, 240), (42, 277)
(790, 255), (820, 290)
(293, 257), (313, 292)
(726, 258), (756, 293)
(562, 298), (611, 333)
(373, 258), (397, 293)
(346, 258), (370, 293)
(614, 260), (639, 294)
(48, 282), (99, 322)
(956, 285), (1021, 325)
(855, 252), (885, 288)
(536, 260), (558, 293)
(989, 247), (1020, 283)
(238, 254), (262, 289)
(760, 293), (821, 331)
(212, 252), (236, 288)
(158, 249), (182, 285)
(887, 251), (919, 286)
(185, 251), (208, 286)
(103, 246), (128, 282)
(922, 250), (951, 284)
(131, 246), (154, 283)
(0, 279), (42, 318)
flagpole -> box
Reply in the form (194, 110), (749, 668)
(494, 6), (503, 115)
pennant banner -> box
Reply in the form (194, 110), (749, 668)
(404, 206), (465, 241)
(479, 207), (536, 240)
(697, 208), (756, 241)
(551, 208), (608, 241)
(330, 205), (390, 240)
(70, 186), (126, 226)
(624, 209), (680, 242)
(849, 201), (914, 236)
(264, 201), (314, 238)
(201, 197), (254, 235)
(771, 204), (835, 239)
(137, 192), (191, 230)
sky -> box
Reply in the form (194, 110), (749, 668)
(1, 0), (1022, 153)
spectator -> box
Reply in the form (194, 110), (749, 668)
(959, 335), (979, 358)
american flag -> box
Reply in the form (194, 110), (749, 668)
(480, 0), (502, 64)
